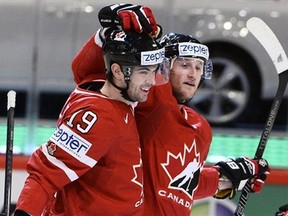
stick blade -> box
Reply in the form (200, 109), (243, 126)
(246, 17), (288, 74)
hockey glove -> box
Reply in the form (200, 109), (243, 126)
(214, 156), (269, 199)
(98, 4), (161, 38)
(250, 171), (270, 193)
(275, 204), (288, 216)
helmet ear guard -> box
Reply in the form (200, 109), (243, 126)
(198, 58), (213, 88)
(203, 59), (213, 80)
(122, 66), (132, 81)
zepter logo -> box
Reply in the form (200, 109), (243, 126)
(178, 42), (209, 60)
(140, 47), (165, 65)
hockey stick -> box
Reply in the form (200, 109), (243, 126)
(1, 90), (16, 216)
(234, 17), (288, 216)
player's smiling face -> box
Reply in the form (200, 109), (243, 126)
(127, 65), (157, 102)
(169, 57), (203, 102)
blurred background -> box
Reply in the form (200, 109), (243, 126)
(0, 0), (288, 215)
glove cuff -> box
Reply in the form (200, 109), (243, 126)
(94, 26), (122, 48)
(94, 28), (104, 47)
(214, 188), (236, 199)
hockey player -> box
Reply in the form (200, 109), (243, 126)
(71, 4), (270, 216)
(14, 28), (166, 215)
(135, 33), (269, 214)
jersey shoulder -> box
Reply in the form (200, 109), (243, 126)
(184, 106), (210, 128)
(183, 106), (212, 141)
(136, 83), (178, 117)
(60, 86), (130, 128)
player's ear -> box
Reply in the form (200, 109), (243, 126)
(111, 63), (121, 76)
(111, 63), (124, 82)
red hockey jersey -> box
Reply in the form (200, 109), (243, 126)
(135, 83), (219, 215)
(71, 34), (220, 215)
(16, 85), (144, 215)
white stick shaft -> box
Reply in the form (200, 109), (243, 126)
(7, 90), (16, 110)
(3, 90), (16, 216)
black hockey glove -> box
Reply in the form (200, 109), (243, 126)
(214, 156), (269, 199)
(98, 4), (161, 38)
(275, 204), (288, 216)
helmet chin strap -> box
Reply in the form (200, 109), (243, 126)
(109, 67), (136, 102)
(120, 82), (136, 102)
(110, 81), (136, 102)
(177, 97), (193, 105)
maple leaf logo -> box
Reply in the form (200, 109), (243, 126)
(161, 140), (201, 199)
(131, 148), (144, 189)
(46, 141), (57, 156)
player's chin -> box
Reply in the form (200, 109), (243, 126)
(181, 91), (196, 101)
(137, 95), (148, 102)
(136, 91), (150, 102)
(183, 85), (197, 95)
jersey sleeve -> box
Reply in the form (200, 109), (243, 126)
(72, 33), (106, 84)
(194, 167), (219, 199)
(16, 102), (118, 215)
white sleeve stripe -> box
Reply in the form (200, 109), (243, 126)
(50, 124), (97, 168)
(94, 28), (103, 47)
(41, 143), (79, 182)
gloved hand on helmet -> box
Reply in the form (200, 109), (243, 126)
(98, 3), (162, 39)
(213, 156), (270, 199)
(72, 3), (162, 84)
